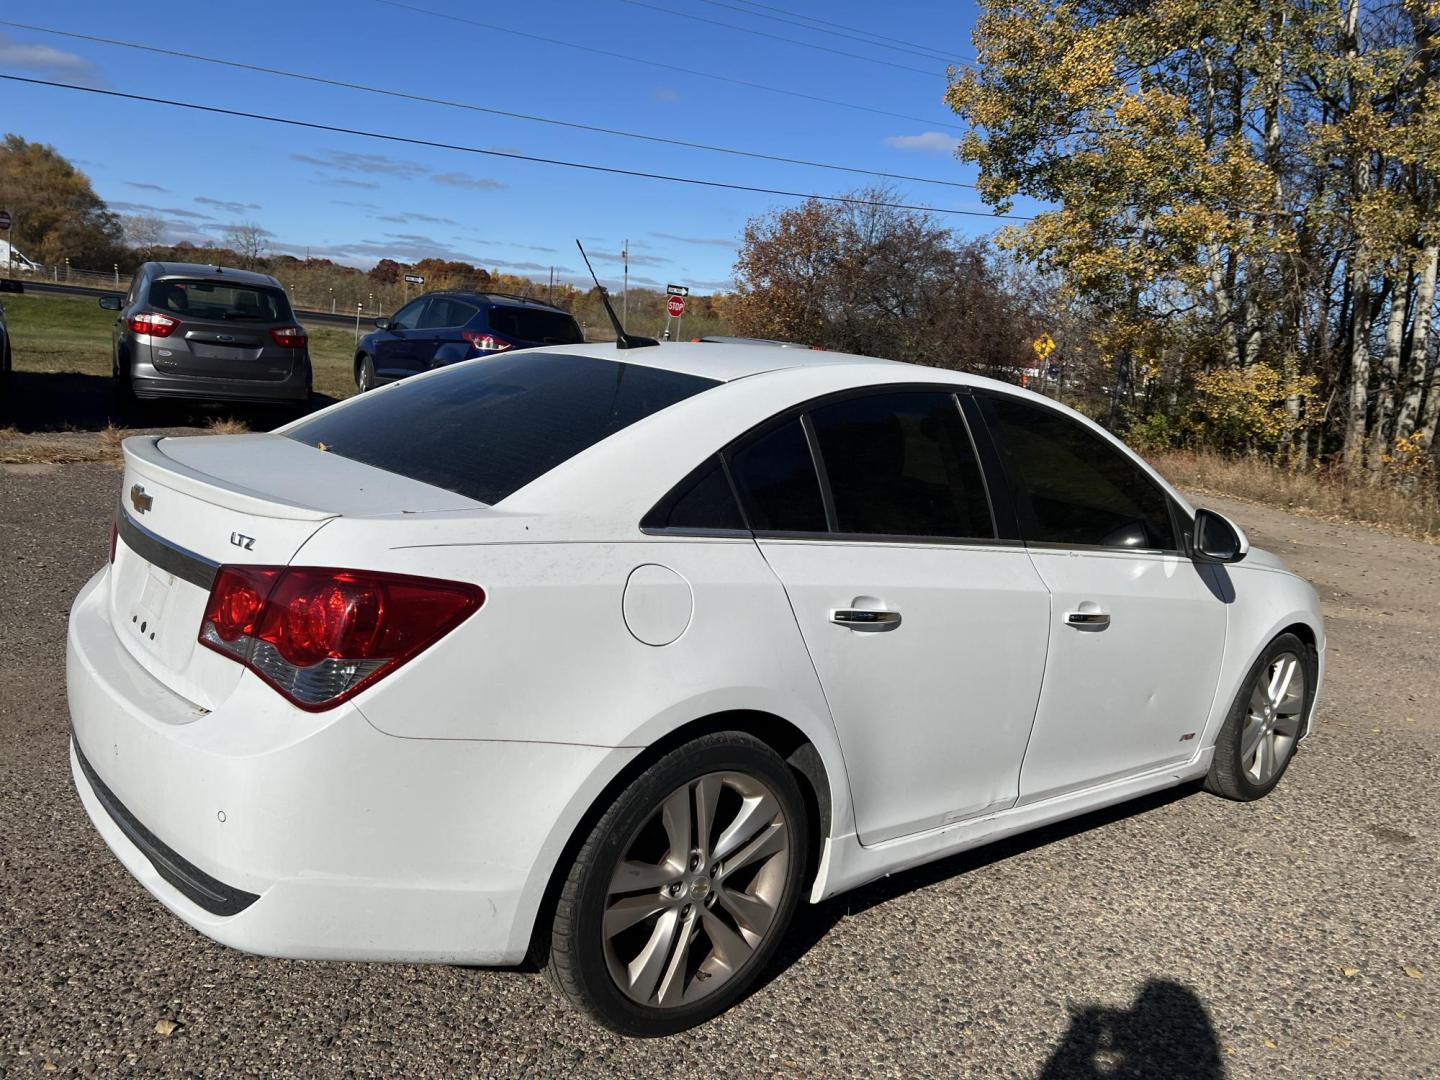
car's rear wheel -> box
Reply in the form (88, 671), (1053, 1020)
(1205, 632), (1314, 801)
(356, 354), (376, 393)
(547, 731), (808, 1036)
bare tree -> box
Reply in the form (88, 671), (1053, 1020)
(222, 220), (269, 268)
(121, 214), (165, 259)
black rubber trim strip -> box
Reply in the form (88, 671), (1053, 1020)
(72, 732), (260, 917)
(116, 505), (219, 591)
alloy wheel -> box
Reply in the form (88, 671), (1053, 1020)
(602, 770), (790, 1009)
(1241, 651), (1305, 785)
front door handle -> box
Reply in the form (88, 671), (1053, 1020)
(830, 608), (901, 628)
(1065, 608), (1111, 628)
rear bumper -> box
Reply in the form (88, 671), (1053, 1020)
(67, 568), (632, 964)
(132, 372), (310, 405)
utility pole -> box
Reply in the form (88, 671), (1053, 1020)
(621, 240), (629, 324)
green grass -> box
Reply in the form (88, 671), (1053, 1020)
(2, 291), (358, 400)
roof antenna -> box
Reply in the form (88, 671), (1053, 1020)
(575, 240), (658, 349)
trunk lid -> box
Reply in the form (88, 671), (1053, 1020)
(151, 318), (296, 381)
(110, 433), (482, 711)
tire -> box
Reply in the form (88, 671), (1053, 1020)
(112, 349), (140, 419)
(547, 731), (808, 1036)
(356, 354), (376, 393)
(1204, 632), (1315, 801)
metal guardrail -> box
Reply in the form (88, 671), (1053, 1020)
(1, 273), (368, 328)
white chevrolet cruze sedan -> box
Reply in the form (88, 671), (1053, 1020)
(68, 341), (1323, 1035)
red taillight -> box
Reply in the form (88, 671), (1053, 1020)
(109, 521), (118, 564)
(199, 566), (484, 710)
(128, 311), (179, 338)
(461, 331), (513, 353)
(270, 325), (308, 348)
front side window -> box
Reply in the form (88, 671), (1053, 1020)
(809, 392), (993, 539)
(389, 298), (427, 330)
(984, 395), (1176, 550)
(287, 352), (717, 504)
(727, 419), (827, 532)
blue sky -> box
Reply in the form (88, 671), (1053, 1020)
(0, 0), (1026, 292)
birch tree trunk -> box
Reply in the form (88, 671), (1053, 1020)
(1339, 0), (1371, 474)
(1368, 266), (1412, 471)
(1394, 244), (1439, 446)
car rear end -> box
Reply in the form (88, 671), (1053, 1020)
(66, 351), (722, 964)
(126, 273), (311, 405)
(68, 429), (636, 963)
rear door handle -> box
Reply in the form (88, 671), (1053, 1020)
(830, 608), (901, 628)
(1065, 609), (1111, 628)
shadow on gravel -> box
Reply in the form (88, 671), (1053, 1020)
(1038, 980), (1223, 1080)
(4, 369), (338, 433)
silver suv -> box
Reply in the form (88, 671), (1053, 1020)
(101, 263), (312, 408)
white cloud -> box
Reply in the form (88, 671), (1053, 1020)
(431, 172), (505, 191)
(653, 87), (681, 103)
(0, 33), (103, 83)
(883, 132), (961, 154)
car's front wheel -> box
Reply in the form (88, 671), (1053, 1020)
(356, 354), (376, 393)
(1205, 632), (1315, 801)
(547, 731), (808, 1036)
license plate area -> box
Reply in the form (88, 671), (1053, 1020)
(109, 539), (210, 678)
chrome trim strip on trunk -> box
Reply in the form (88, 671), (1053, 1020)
(116, 505), (220, 591)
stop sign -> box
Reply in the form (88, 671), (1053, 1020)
(666, 294), (685, 318)
(0, 210), (11, 230)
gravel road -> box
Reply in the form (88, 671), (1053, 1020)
(2, 459), (1436, 1078)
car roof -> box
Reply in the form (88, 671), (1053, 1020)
(149, 262), (283, 288)
(531, 340), (974, 386)
(428, 290), (571, 313)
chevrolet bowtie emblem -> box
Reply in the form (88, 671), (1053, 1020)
(129, 484), (153, 514)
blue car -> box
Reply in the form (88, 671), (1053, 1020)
(355, 291), (584, 392)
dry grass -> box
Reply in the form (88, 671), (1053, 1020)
(0, 424), (126, 466)
(1152, 449), (1440, 544)
(207, 416), (249, 436)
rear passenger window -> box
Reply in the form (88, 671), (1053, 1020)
(419, 298), (475, 329)
(984, 395), (1177, 550)
(810, 392), (993, 539)
(642, 457), (746, 532)
(727, 420), (827, 532)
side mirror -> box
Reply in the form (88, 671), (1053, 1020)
(1192, 508), (1249, 563)
(98, 295), (122, 311)
(373, 317), (391, 330)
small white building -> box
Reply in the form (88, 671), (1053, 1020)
(0, 238), (40, 274)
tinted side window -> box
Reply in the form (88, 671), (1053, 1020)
(810, 392), (993, 539)
(642, 456), (746, 531)
(985, 395), (1176, 550)
(488, 306), (584, 345)
(419, 298), (476, 329)
(727, 419), (827, 532)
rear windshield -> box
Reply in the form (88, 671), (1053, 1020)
(487, 305), (584, 345)
(148, 279), (292, 322)
(285, 352), (718, 504)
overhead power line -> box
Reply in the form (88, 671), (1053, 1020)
(617, 0), (942, 77)
(371, 0), (967, 132)
(0, 22), (979, 191)
(0, 75), (1029, 221)
(694, 0), (969, 66)
(725, 0), (973, 65)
